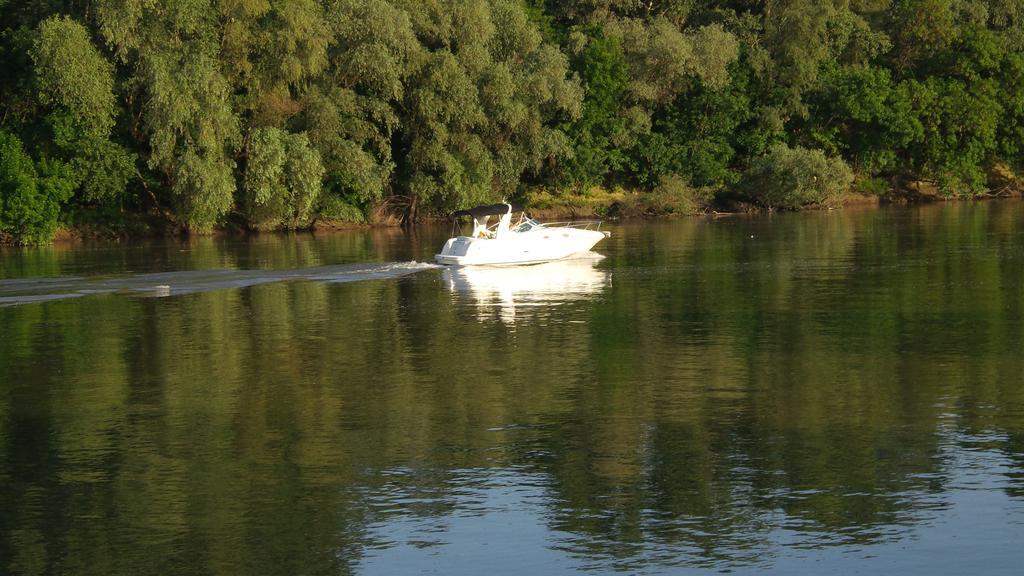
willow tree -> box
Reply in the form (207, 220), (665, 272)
(298, 0), (422, 218)
(243, 127), (324, 230)
(217, 0), (331, 153)
(31, 16), (135, 203)
(559, 14), (739, 187)
(95, 0), (240, 232)
(391, 0), (581, 222)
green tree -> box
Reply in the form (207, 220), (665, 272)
(560, 30), (630, 185)
(391, 0), (580, 222)
(996, 52), (1024, 169)
(559, 14), (738, 189)
(96, 0), (241, 232)
(634, 73), (753, 188)
(7, 0), (1024, 240)
(243, 127), (325, 230)
(888, 0), (957, 75)
(31, 16), (135, 203)
(805, 64), (922, 176)
(908, 77), (1001, 195)
(298, 0), (422, 216)
(0, 130), (75, 243)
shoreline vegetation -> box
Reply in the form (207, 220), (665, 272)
(4, 2), (1024, 245)
(38, 190), (1023, 245)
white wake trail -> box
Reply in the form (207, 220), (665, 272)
(0, 261), (443, 307)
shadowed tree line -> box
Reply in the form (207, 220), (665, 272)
(3, 1), (1024, 242)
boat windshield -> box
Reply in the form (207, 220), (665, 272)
(511, 217), (543, 233)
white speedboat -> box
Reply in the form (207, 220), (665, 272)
(434, 203), (610, 266)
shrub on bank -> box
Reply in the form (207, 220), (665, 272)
(522, 187), (626, 218)
(317, 195), (367, 223)
(613, 176), (711, 217)
(738, 144), (853, 210)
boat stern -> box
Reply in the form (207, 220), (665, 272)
(435, 236), (474, 265)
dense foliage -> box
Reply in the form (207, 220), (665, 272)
(2, 0), (1024, 241)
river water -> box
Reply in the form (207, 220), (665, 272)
(2, 203), (1023, 575)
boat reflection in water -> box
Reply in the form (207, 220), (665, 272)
(442, 252), (610, 323)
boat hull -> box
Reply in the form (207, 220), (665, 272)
(435, 228), (609, 266)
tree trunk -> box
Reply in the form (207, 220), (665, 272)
(401, 194), (418, 228)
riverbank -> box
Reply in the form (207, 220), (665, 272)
(9, 186), (1021, 246)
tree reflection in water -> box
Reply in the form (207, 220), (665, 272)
(2, 203), (1024, 574)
